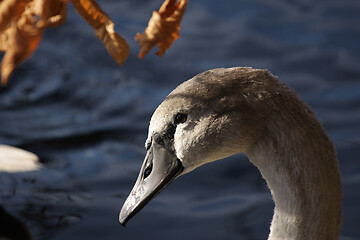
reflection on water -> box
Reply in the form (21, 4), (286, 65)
(0, 0), (360, 239)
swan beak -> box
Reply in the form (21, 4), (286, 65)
(119, 141), (183, 226)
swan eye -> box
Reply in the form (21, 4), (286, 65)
(174, 113), (187, 125)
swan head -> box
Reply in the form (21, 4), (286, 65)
(120, 67), (277, 225)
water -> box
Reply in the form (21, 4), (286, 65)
(0, 0), (359, 239)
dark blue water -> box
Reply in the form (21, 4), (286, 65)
(1, 0), (360, 239)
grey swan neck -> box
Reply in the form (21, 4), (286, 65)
(246, 115), (342, 240)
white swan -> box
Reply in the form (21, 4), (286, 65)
(119, 67), (342, 240)
(0, 145), (41, 172)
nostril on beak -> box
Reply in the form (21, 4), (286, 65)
(143, 162), (153, 179)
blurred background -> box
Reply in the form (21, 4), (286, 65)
(0, 0), (359, 239)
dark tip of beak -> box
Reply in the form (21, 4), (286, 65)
(119, 141), (183, 225)
(119, 217), (127, 227)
